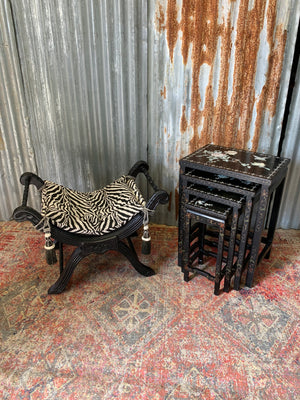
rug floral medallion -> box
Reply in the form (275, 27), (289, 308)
(0, 222), (299, 399)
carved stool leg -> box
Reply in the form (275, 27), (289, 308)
(117, 241), (155, 276)
(58, 242), (64, 274)
(48, 247), (86, 294)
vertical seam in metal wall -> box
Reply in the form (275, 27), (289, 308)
(146, 0), (150, 200)
(8, 0), (37, 173)
(8, 1), (25, 97)
(278, 18), (300, 157)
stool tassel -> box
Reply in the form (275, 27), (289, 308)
(142, 224), (151, 255)
(44, 231), (57, 265)
(43, 219), (57, 265)
(142, 207), (152, 255)
(34, 216), (57, 265)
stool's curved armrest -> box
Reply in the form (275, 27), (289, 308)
(12, 205), (43, 227)
(128, 161), (149, 177)
(20, 172), (44, 188)
(129, 160), (163, 193)
(19, 172), (44, 207)
(146, 190), (169, 210)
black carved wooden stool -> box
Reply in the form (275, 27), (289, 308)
(12, 161), (169, 294)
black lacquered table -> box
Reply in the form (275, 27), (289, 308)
(179, 144), (290, 290)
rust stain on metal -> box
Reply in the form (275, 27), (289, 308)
(166, 0), (179, 63)
(252, 23), (287, 150)
(233, 0), (268, 150)
(180, 0), (196, 65)
(189, 0), (220, 151)
(220, 0), (249, 149)
(156, 3), (166, 32)
(212, 20), (232, 148)
(180, 105), (188, 133)
(266, 26), (287, 117)
(161, 86), (167, 99)
(157, 0), (288, 153)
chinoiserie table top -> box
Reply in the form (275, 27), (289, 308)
(180, 144), (290, 185)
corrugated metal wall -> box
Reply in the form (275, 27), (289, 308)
(0, 1), (38, 214)
(0, 0), (299, 228)
(278, 59), (300, 229)
(1, 0), (148, 219)
(148, 0), (300, 226)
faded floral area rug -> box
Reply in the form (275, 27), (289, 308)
(0, 221), (299, 399)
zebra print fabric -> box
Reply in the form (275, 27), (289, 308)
(40, 175), (146, 235)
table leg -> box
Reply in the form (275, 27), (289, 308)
(214, 222), (225, 295)
(224, 208), (239, 292)
(245, 186), (269, 288)
(178, 176), (184, 267)
(234, 197), (253, 290)
(264, 179), (285, 259)
(183, 209), (191, 282)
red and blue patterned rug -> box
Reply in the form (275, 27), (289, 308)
(0, 221), (299, 399)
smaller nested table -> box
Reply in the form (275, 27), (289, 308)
(181, 178), (246, 292)
(182, 198), (234, 295)
(179, 144), (290, 290)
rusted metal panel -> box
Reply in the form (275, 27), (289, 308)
(148, 0), (299, 225)
(153, 0), (296, 151)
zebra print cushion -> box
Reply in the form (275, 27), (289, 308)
(40, 175), (146, 235)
